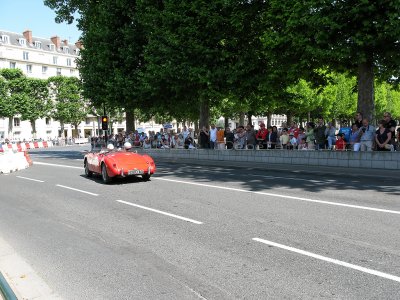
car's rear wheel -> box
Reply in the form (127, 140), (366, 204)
(102, 164), (112, 183)
(84, 160), (93, 177)
(142, 173), (151, 181)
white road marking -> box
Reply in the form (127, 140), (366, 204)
(34, 161), (82, 169)
(153, 177), (400, 215)
(253, 237), (400, 283)
(116, 200), (203, 224)
(56, 184), (99, 196)
(16, 176), (44, 183)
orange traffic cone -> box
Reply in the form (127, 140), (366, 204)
(24, 151), (33, 166)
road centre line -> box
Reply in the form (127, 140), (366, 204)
(253, 237), (400, 283)
(56, 184), (99, 196)
(153, 177), (400, 215)
(16, 176), (45, 183)
(116, 200), (203, 225)
(34, 161), (82, 169)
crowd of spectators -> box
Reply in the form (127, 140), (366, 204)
(89, 112), (399, 152)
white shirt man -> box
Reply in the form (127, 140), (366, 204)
(209, 124), (218, 149)
(182, 126), (190, 140)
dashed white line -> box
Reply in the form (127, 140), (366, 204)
(253, 237), (400, 283)
(16, 176), (44, 183)
(153, 177), (400, 215)
(56, 184), (99, 196)
(116, 200), (203, 224)
(34, 161), (82, 169)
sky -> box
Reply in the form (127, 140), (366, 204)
(0, 0), (81, 42)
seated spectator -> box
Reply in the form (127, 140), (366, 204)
(171, 134), (184, 149)
(375, 120), (392, 151)
(298, 137), (308, 150)
(234, 126), (246, 149)
(143, 136), (152, 149)
(279, 128), (290, 149)
(325, 122), (337, 150)
(225, 127), (235, 149)
(184, 136), (195, 149)
(383, 112), (397, 150)
(335, 133), (346, 151)
(288, 133), (297, 149)
(359, 118), (375, 151)
(349, 124), (361, 151)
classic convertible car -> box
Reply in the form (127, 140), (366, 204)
(84, 145), (156, 183)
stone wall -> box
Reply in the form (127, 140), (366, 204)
(136, 149), (400, 170)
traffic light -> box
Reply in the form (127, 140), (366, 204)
(101, 116), (108, 130)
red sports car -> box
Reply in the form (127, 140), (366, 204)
(84, 149), (156, 183)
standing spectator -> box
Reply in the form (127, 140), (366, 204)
(335, 133), (346, 151)
(353, 112), (363, 129)
(288, 133), (297, 149)
(305, 122), (315, 150)
(359, 118), (375, 151)
(182, 126), (190, 140)
(349, 124), (361, 151)
(279, 128), (290, 149)
(397, 127), (400, 149)
(325, 122), (337, 150)
(199, 126), (209, 148)
(298, 137), (308, 150)
(235, 126), (246, 149)
(217, 127), (225, 149)
(256, 122), (268, 149)
(296, 127), (306, 146)
(288, 122), (299, 138)
(209, 124), (218, 149)
(314, 117), (327, 150)
(245, 124), (257, 149)
(225, 127), (235, 149)
(375, 120), (392, 151)
(383, 112), (397, 150)
(267, 126), (278, 149)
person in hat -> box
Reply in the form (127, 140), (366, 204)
(335, 133), (346, 151)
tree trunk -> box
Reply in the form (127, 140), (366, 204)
(247, 112), (252, 125)
(266, 112), (272, 128)
(60, 122), (65, 138)
(125, 110), (135, 132)
(286, 111), (293, 125)
(8, 117), (13, 137)
(239, 112), (245, 126)
(224, 115), (229, 128)
(357, 58), (375, 122)
(199, 99), (210, 129)
(307, 112), (311, 122)
(31, 120), (36, 139)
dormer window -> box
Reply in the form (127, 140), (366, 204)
(63, 46), (70, 54)
(75, 49), (80, 55)
(1, 35), (10, 44)
(19, 38), (26, 46)
(34, 41), (42, 49)
(48, 44), (55, 51)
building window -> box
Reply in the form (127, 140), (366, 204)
(34, 41), (42, 49)
(75, 49), (80, 55)
(85, 118), (91, 125)
(49, 44), (55, 51)
(14, 118), (21, 127)
(1, 35), (10, 44)
(70, 69), (75, 75)
(26, 64), (32, 73)
(23, 51), (29, 60)
(57, 68), (62, 75)
(53, 56), (58, 64)
(19, 38), (26, 46)
(42, 66), (47, 74)
(66, 58), (71, 66)
(63, 47), (70, 54)
(45, 117), (51, 125)
(9, 62), (16, 69)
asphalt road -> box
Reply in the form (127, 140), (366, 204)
(0, 146), (399, 299)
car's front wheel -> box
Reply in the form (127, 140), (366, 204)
(142, 174), (151, 181)
(84, 160), (93, 177)
(101, 164), (112, 183)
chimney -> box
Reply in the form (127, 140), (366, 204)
(75, 40), (83, 49)
(62, 39), (68, 46)
(51, 36), (61, 49)
(23, 30), (32, 44)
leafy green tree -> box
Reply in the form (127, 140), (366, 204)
(48, 76), (87, 137)
(0, 69), (24, 136)
(263, 0), (400, 121)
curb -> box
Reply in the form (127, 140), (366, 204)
(0, 272), (17, 300)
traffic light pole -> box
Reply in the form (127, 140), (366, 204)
(104, 105), (108, 144)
